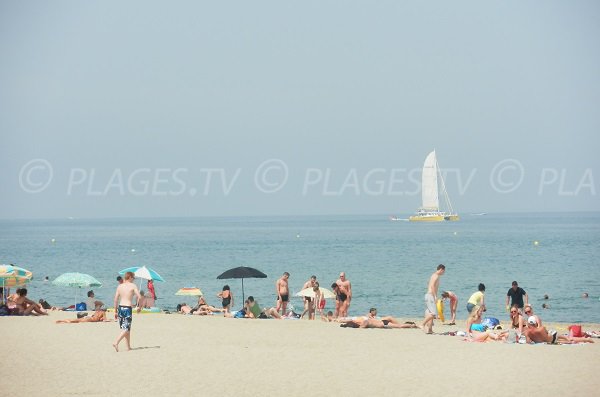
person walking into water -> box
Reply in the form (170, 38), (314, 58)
(421, 264), (445, 334)
(112, 271), (141, 352)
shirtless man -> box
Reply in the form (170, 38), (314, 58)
(524, 316), (594, 344)
(275, 272), (290, 315)
(112, 272), (141, 352)
(332, 283), (350, 318)
(336, 272), (352, 317)
(301, 275), (317, 319)
(422, 264), (445, 334)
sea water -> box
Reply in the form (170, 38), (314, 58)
(1, 213), (599, 323)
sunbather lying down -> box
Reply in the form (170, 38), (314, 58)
(56, 310), (110, 324)
(339, 309), (418, 329)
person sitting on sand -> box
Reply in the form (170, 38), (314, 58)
(524, 316), (594, 344)
(466, 305), (484, 334)
(9, 288), (47, 315)
(176, 303), (193, 314)
(465, 306), (508, 342)
(86, 290), (105, 311)
(247, 296), (281, 319)
(509, 304), (526, 335)
(56, 310), (110, 323)
(523, 304), (542, 327)
(321, 310), (335, 322)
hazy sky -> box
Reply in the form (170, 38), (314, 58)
(1, 1), (598, 219)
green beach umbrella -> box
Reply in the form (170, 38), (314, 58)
(52, 272), (102, 309)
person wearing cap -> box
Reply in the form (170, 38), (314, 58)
(506, 281), (528, 312)
(86, 290), (105, 311)
(524, 316), (594, 344)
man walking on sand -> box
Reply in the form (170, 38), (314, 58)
(113, 271), (141, 352)
(275, 272), (290, 315)
(422, 264), (445, 334)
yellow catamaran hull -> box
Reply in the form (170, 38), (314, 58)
(409, 214), (460, 222)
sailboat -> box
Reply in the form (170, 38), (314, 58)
(409, 150), (459, 222)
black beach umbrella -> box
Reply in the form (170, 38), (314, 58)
(216, 266), (267, 303)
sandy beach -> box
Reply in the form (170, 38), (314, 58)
(3, 312), (600, 397)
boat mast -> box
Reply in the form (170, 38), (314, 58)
(436, 155), (455, 215)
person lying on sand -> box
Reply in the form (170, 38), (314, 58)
(524, 317), (594, 344)
(39, 299), (65, 311)
(56, 310), (110, 323)
(192, 296), (225, 314)
(339, 308), (418, 329)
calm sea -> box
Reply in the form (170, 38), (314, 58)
(1, 213), (599, 323)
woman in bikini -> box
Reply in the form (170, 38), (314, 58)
(466, 306), (508, 342)
(509, 304), (525, 335)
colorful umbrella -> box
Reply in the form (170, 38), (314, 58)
(119, 266), (164, 282)
(175, 287), (203, 296)
(1, 264), (33, 303)
(0, 264), (33, 288)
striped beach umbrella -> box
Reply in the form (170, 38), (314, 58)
(119, 266), (165, 282)
(175, 287), (203, 296)
(0, 264), (33, 288)
(52, 272), (102, 288)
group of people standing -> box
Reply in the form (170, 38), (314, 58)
(274, 271), (352, 320)
(422, 264), (533, 334)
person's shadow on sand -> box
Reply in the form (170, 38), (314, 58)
(130, 346), (161, 351)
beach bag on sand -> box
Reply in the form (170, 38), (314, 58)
(481, 317), (500, 329)
(569, 325), (583, 337)
(76, 302), (87, 311)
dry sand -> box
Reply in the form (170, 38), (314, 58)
(3, 312), (600, 397)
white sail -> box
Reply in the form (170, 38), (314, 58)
(421, 151), (439, 210)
